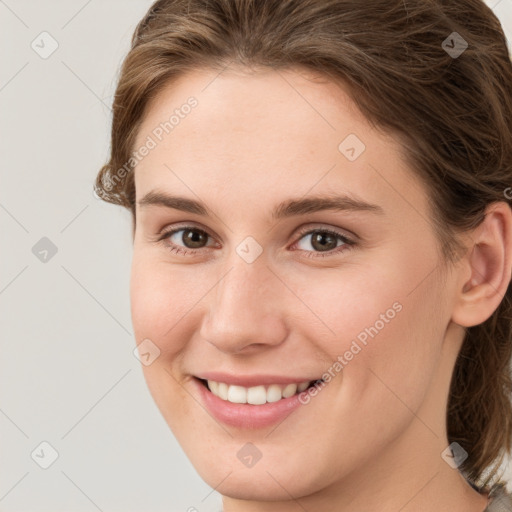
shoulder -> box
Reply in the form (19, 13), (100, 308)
(485, 483), (512, 512)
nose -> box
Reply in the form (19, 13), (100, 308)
(198, 258), (288, 355)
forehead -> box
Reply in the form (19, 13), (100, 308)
(135, 65), (370, 151)
(133, 66), (427, 219)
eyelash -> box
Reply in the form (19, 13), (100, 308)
(157, 224), (356, 259)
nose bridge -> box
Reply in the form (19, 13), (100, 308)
(199, 250), (286, 353)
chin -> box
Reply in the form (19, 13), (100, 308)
(201, 466), (321, 502)
(173, 436), (330, 503)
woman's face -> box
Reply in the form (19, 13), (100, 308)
(130, 66), (463, 502)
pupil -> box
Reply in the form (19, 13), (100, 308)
(313, 232), (336, 251)
(185, 229), (206, 248)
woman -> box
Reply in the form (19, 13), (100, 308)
(95, 1), (512, 510)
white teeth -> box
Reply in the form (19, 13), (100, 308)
(297, 381), (309, 392)
(282, 383), (297, 398)
(247, 385), (266, 405)
(266, 384), (283, 403)
(206, 379), (314, 404)
(218, 382), (228, 400)
(227, 385), (247, 404)
(209, 380), (219, 395)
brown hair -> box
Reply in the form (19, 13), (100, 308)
(95, 0), (512, 490)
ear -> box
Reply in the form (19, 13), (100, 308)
(451, 201), (512, 328)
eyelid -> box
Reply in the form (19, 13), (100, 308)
(158, 221), (356, 240)
(157, 220), (208, 236)
(293, 223), (357, 243)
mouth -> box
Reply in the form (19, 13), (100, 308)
(191, 372), (329, 428)
(195, 377), (325, 405)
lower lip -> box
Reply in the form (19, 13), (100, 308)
(193, 378), (308, 429)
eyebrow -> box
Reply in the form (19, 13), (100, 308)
(137, 190), (385, 219)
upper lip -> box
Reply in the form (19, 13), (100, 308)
(194, 372), (321, 387)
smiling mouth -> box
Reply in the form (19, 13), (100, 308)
(196, 377), (324, 405)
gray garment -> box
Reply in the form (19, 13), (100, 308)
(484, 483), (512, 512)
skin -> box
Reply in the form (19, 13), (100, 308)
(129, 65), (512, 511)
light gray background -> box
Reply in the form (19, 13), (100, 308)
(1, 1), (511, 511)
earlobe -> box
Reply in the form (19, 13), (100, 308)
(452, 202), (512, 328)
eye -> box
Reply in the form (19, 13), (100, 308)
(292, 227), (355, 258)
(157, 224), (356, 259)
(158, 225), (215, 256)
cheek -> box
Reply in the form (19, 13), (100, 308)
(333, 267), (446, 419)
(130, 254), (192, 352)
(290, 250), (446, 402)
(130, 256), (200, 423)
